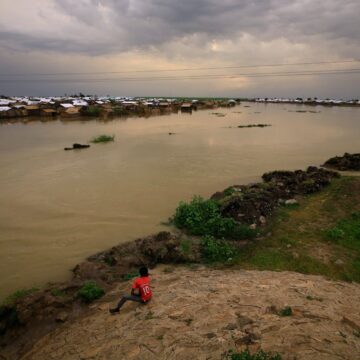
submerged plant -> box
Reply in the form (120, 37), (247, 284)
(90, 134), (115, 143)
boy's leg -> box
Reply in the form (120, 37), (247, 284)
(110, 294), (142, 313)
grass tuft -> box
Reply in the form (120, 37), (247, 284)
(226, 349), (282, 360)
(2, 288), (39, 307)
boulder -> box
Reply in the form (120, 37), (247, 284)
(64, 143), (90, 151)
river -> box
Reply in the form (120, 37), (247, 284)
(0, 102), (359, 299)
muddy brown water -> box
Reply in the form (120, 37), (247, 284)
(0, 103), (359, 300)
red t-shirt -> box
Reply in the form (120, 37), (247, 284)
(132, 276), (152, 302)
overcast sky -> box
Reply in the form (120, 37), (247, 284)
(0, 0), (359, 98)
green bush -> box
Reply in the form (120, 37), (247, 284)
(279, 306), (292, 317)
(90, 134), (115, 143)
(173, 196), (236, 237)
(223, 187), (235, 197)
(227, 349), (282, 360)
(77, 281), (105, 303)
(325, 227), (345, 240)
(324, 211), (360, 251)
(201, 235), (237, 262)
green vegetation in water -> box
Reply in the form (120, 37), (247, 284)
(2, 288), (39, 307)
(90, 134), (115, 143)
(226, 349), (282, 360)
(77, 281), (105, 303)
(173, 196), (256, 240)
(201, 235), (237, 263)
(279, 306), (292, 317)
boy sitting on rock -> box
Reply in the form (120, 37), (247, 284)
(110, 266), (152, 314)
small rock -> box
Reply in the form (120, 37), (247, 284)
(259, 216), (266, 225)
(334, 259), (345, 266)
(250, 223), (257, 230)
(205, 332), (216, 339)
(223, 323), (237, 331)
(236, 315), (253, 328)
(292, 252), (300, 259)
(56, 311), (69, 323)
(286, 244), (292, 248)
(285, 199), (298, 205)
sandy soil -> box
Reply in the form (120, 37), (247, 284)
(21, 266), (360, 360)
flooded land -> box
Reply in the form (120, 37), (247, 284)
(0, 102), (359, 300)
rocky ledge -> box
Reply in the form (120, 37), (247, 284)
(322, 153), (360, 171)
(211, 166), (339, 226)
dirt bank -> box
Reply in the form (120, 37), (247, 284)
(21, 266), (360, 360)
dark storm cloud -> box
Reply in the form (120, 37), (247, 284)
(1, 0), (359, 55)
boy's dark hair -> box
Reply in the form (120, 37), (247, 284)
(139, 266), (149, 277)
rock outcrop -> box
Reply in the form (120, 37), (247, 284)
(323, 153), (360, 171)
(211, 167), (339, 226)
(64, 143), (90, 151)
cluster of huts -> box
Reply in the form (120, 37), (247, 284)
(250, 97), (360, 106)
(0, 96), (240, 120)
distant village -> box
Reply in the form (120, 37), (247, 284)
(0, 96), (239, 121)
(0, 95), (359, 121)
(251, 97), (360, 105)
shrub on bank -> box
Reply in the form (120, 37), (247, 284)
(201, 235), (237, 262)
(77, 281), (104, 303)
(173, 196), (256, 239)
(173, 196), (235, 237)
